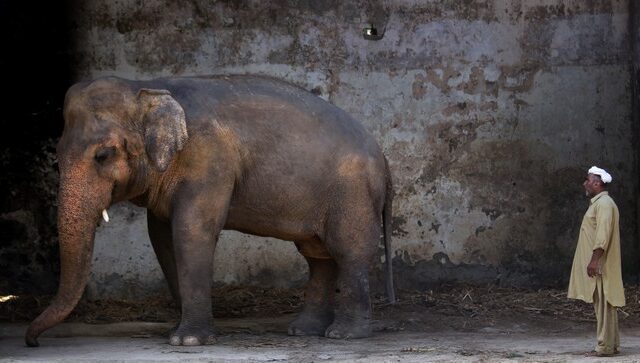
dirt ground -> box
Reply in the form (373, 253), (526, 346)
(2, 284), (640, 362)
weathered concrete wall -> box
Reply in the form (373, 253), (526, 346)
(633, 0), (640, 247)
(64, 0), (638, 299)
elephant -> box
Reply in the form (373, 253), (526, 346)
(25, 75), (395, 347)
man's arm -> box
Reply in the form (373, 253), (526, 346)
(587, 248), (604, 277)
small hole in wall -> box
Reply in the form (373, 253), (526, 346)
(364, 26), (377, 36)
(363, 24), (384, 40)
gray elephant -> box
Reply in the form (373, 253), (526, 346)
(26, 75), (395, 347)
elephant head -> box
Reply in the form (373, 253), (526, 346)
(26, 78), (188, 347)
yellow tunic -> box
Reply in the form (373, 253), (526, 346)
(568, 192), (625, 307)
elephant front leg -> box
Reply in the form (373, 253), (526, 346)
(169, 194), (228, 346)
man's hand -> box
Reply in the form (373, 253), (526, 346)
(587, 248), (604, 277)
(587, 260), (599, 277)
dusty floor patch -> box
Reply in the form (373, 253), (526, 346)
(2, 285), (640, 362)
(3, 284), (640, 330)
(2, 319), (640, 362)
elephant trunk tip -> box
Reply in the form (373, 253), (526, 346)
(24, 303), (69, 348)
(25, 326), (41, 347)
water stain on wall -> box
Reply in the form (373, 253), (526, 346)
(3, 0), (635, 297)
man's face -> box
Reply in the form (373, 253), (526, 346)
(583, 173), (603, 197)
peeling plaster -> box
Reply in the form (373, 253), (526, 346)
(59, 0), (638, 297)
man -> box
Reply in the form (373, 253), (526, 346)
(568, 166), (625, 357)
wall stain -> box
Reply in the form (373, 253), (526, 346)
(392, 216), (409, 237)
(52, 0), (639, 295)
(481, 208), (502, 221)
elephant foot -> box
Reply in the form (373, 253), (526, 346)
(169, 324), (216, 346)
(288, 310), (334, 336)
(325, 319), (371, 339)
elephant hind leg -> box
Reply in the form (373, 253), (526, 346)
(322, 199), (379, 339)
(288, 250), (337, 336)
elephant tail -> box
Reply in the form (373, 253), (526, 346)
(382, 156), (396, 304)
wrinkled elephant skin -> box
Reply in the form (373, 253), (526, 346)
(26, 75), (395, 347)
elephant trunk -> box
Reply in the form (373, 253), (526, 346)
(25, 170), (108, 347)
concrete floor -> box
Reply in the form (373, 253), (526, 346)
(2, 318), (640, 362)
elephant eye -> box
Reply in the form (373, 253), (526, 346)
(94, 146), (116, 164)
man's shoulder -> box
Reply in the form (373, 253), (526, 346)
(595, 193), (618, 209)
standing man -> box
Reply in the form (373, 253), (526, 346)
(568, 166), (625, 357)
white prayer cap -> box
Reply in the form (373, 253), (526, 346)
(588, 166), (612, 183)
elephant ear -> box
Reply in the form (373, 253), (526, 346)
(137, 88), (189, 172)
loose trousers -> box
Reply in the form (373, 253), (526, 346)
(593, 277), (619, 354)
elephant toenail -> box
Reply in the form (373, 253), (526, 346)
(182, 336), (201, 346)
(325, 330), (340, 339)
(169, 335), (182, 346)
